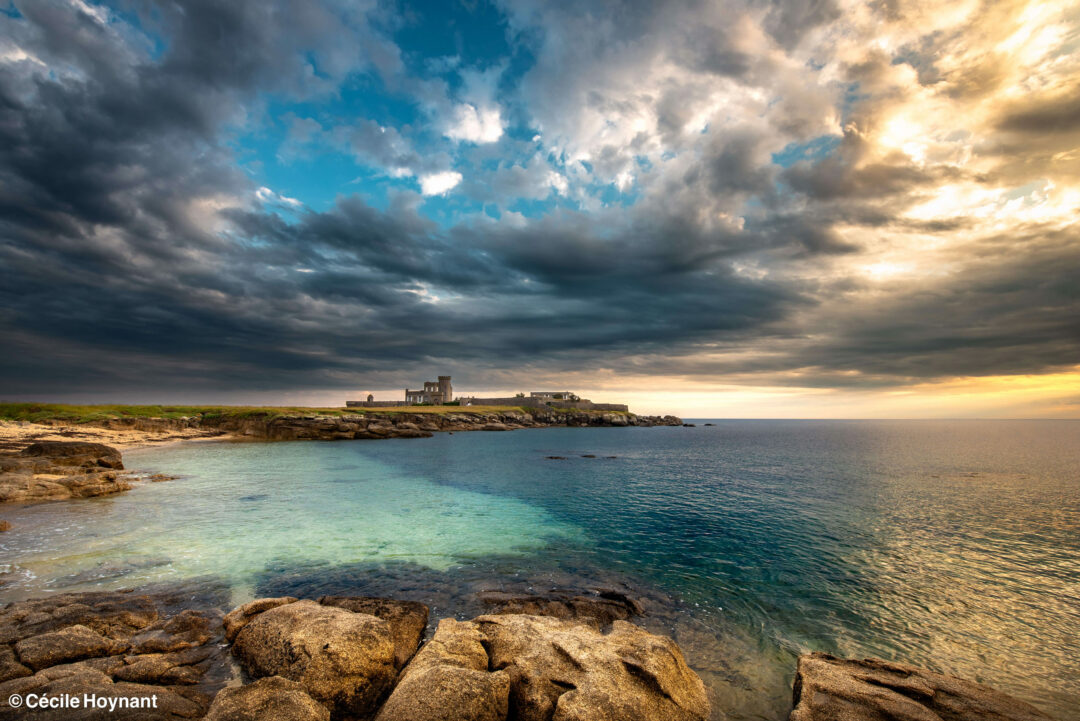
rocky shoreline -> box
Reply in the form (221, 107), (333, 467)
(0, 588), (1056, 721)
(91, 408), (683, 441)
(0, 410), (681, 505)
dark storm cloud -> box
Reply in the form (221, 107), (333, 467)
(1, 0), (1078, 401)
(996, 90), (1080, 135)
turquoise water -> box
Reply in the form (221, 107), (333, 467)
(1, 421), (1078, 720)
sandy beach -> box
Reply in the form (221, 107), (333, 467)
(0, 419), (224, 453)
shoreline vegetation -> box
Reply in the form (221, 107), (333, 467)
(0, 405), (1061, 721)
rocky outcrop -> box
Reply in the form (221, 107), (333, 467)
(220, 596), (708, 721)
(19, 441), (123, 469)
(89, 409), (682, 443)
(0, 440), (132, 503)
(790, 653), (1056, 721)
(0, 591), (229, 719)
(199, 409), (681, 441)
(231, 599), (398, 718)
(204, 676), (330, 721)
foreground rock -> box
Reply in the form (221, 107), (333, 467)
(375, 618), (510, 721)
(231, 600), (398, 718)
(0, 441), (132, 503)
(317, 595), (428, 669)
(224, 596), (707, 721)
(0, 591), (229, 719)
(0, 665), (203, 720)
(478, 614), (710, 721)
(790, 653), (1055, 721)
(376, 612), (709, 721)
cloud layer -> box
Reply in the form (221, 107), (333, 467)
(0, 0), (1078, 410)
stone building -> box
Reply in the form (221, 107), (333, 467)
(405, 375), (453, 405)
(530, 391), (580, 401)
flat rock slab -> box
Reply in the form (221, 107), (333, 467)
(204, 676), (329, 721)
(19, 441), (124, 469)
(15, 624), (127, 670)
(0, 591), (228, 719)
(0, 665), (202, 720)
(790, 653), (1057, 721)
(0, 591), (159, 645)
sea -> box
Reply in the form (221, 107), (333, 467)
(1, 420), (1078, 720)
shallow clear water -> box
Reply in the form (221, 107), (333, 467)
(1, 421), (1078, 720)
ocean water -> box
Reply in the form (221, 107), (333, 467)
(1, 420), (1078, 720)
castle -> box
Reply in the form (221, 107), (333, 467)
(406, 376), (452, 405)
(345, 375), (627, 412)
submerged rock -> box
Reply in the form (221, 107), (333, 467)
(476, 589), (643, 627)
(129, 608), (219, 653)
(231, 599), (397, 718)
(790, 653), (1056, 721)
(204, 676), (329, 721)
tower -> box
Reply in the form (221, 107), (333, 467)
(438, 376), (452, 404)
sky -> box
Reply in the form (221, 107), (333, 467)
(0, 0), (1078, 418)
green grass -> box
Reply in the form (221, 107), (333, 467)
(0, 403), (351, 424)
(0, 402), (625, 424)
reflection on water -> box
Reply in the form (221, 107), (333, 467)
(1, 421), (1078, 720)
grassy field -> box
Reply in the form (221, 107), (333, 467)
(0, 402), (618, 424)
